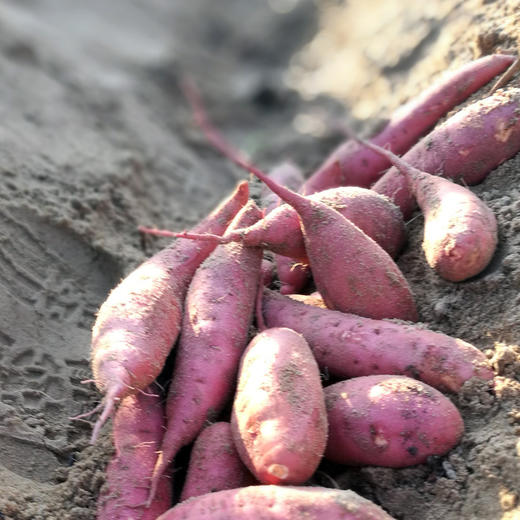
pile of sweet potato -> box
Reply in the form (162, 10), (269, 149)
(83, 55), (520, 519)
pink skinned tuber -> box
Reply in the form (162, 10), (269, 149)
(87, 181), (248, 443)
(180, 422), (256, 502)
(261, 162), (311, 295)
(351, 131), (498, 281)
(96, 386), (172, 520)
(146, 200), (263, 505)
(262, 289), (493, 393)
(231, 326), (328, 485)
(324, 376), (464, 467)
(156, 485), (396, 520)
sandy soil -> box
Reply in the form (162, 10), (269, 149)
(0, 0), (518, 518)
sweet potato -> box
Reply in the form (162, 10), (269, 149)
(180, 422), (256, 502)
(147, 200), (263, 504)
(96, 386), (171, 519)
(373, 88), (520, 219)
(262, 289), (493, 392)
(87, 181), (248, 442)
(157, 485), (396, 519)
(231, 327), (328, 485)
(244, 170), (418, 320)
(301, 54), (515, 194)
(324, 375), (464, 467)
(353, 133), (498, 281)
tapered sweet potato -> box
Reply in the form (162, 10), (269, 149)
(301, 54), (515, 194)
(147, 200), (263, 504)
(88, 181), (248, 442)
(97, 386), (171, 519)
(231, 327), (328, 485)
(373, 88), (520, 219)
(324, 376), (464, 467)
(157, 485), (396, 519)
(262, 289), (493, 392)
(353, 133), (498, 281)
(180, 422), (256, 502)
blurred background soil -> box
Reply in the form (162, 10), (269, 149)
(0, 0), (518, 518)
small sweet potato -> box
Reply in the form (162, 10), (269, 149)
(262, 289), (493, 393)
(231, 327), (328, 485)
(324, 375), (464, 467)
(157, 485), (396, 519)
(353, 132), (498, 281)
(180, 422), (256, 502)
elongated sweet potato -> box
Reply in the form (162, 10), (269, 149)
(231, 327), (328, 485)
(301, 54), (515, 194)
(353, 133), (498, 281)
(324, 375), (464, 467)
(373, 88), (520, 219)
(87, 181), (248, 442)
(147, 200), (263, 504)
(180, 422), (256, 501)
(262, 289), (493, 392)
(157, 485), (396, 519)
(97, 386), (171, 519)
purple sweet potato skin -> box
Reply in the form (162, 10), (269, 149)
(89, 181), (248, 441)
(262, 289), (493, 393)
(157, 485), (396, 520)
(413, 171), (498, 281)
(180, 422), (256, 502)
(373, 88), (520, 219)
(96, 387), (171, 519)
(231, 327), (328, 485)
(301, 54), (515, 195)
(324, 376), (464, 467)
(148, 200), (263, 503)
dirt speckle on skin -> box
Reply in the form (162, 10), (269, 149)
(0, 0), (519, 519)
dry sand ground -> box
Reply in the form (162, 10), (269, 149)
(0, 1), (519, 518)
